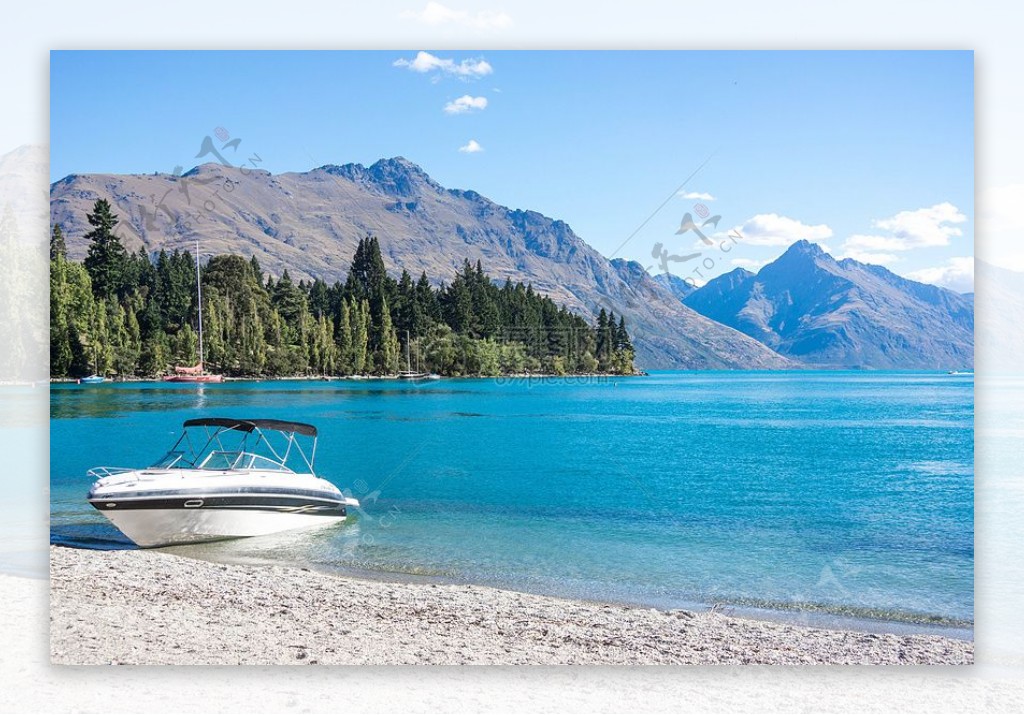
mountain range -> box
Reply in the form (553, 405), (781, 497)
(49, 156), (974, 370)
(679, 240), (974, 369)
(49, 157), (793, 370)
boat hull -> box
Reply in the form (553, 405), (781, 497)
(92, 505), (346, 547)
(89, 494), (348, 547)
(88, 482), (352, 547)
(163, 374), (224, 383)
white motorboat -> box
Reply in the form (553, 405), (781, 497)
(87, 418), (359, 547)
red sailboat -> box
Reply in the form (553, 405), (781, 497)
(164, 239), (224, 383)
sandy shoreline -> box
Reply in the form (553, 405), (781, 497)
(49, 546), (972, 665)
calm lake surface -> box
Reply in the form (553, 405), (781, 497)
(50, 372), (974, 630)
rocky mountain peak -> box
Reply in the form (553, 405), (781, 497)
(314, 156), (440, 197)
(682, 240), (974, 369)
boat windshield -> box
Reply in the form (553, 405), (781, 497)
(151, 450), (192, 469)
(198, 451), (291, 472)
(149, 419), (317, 474)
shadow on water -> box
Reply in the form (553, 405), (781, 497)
(50, 523), (136, 550)
(49, 379), (493, 420)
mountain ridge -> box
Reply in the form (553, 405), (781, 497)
(681, 240), (974, 369)
(49, 157), (794, 370)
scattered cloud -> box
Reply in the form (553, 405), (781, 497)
(731, 257), (769, 272)
(679, 191), (715, 201)
(904, 256), (975, 293)
(444, 95), (488, 114)
(844, 202), (966, 253)
(400, 2), (512, 29)
(393, 51), (493, 79)
(876, 202), (966, 246)
(727, 213), (833, 247)
(838, 249), (901, 266)
(458, 139), (483, 153)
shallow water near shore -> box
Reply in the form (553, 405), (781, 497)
(49, 371), (974, 633)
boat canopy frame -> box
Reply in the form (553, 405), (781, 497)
(154, 418), (319, 473)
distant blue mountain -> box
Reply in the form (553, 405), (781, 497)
(682, 240), (974, 369)
(652, 272), (697, 303)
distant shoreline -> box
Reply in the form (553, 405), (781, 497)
(50, 371), (646, 384)
(49, 545), (973, 665)
(47, 369), (981, 385)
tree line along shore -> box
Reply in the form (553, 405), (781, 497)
(49, 200), (637, 380)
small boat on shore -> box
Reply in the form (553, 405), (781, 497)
(87, 418), (358, 547)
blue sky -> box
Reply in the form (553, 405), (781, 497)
(50, 50), (974, 291)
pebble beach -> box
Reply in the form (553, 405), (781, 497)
(49, 546), (973, 666)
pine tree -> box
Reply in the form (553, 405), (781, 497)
(83, 199), (129, 300)
(50, 224), (67, 261)
(395, 269), (416, 336)
(596, 308), (609, 369)
(445, 273), (474, 334)
(416, 271), (440, 327)
(310, 279), (331, 319)
(345, 235), (388, 301)
(249, 254), (263, 285)
(616, 315), (633, 353)
(271, 269), (307, 324)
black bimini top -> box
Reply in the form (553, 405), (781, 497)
(182, 417), (318, 437)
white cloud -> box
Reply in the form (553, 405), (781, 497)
(458, 139), (483, 153)
(844, 202), (966, 252)
(904, 257), (975, 293)
(839, 249), (901, 266)
(393, 51), (493, 78)
(679, 191), (716, 201)
(400, 2), (512, 29)
(727, 213), (833, 247)
(731, 258), (769, 271)
(444, 95), (488, 114)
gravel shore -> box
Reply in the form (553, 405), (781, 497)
(49, 545), (973, 665)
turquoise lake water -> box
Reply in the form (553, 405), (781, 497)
(49, 372), (974, 630)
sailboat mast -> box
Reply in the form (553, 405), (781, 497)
(405, 330), (411, 372)
(195, 238), (204, 372)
